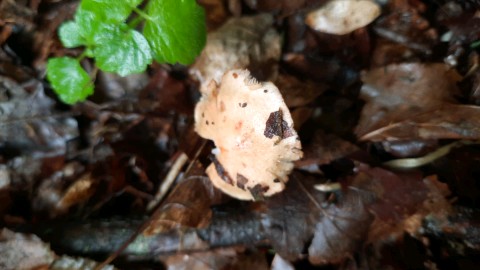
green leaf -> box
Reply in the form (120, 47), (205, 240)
(58, 21), (85, 48)
(75, 7), (111, 45)
(93, 26), (152, 76)
(143, 0), (206, 65)
(46, 57), (94, 104)
(80, 0), (143, 24)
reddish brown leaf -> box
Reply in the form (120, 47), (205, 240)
(264, 171), (374, 264)
(298, 130), (359, 167)
(373, 0), (437, 52)
(356, 63), (462, 140)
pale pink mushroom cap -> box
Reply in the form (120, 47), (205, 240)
(194, 70), (303, 200)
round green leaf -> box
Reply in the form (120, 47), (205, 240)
(143, 0), (206, 65)
(46, 57), (94, 104)
(75, 7), (111, 45)
(58, 21), (85, 48)
(81, 0), (143, 24)
(93, 27), (152, 76)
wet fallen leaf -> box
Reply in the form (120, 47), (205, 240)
(373, 0), (437, 53)
(298, 130), (359, 167)
(361, 105), (480, 141)
(0, 77), (78, 157)
(355, 63), (478, 141)
(264, 171), (374, 264)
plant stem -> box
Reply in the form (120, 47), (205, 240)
(128, 15), (144, 29)
(132, 6), (153, 21)
(76, 51), (88, 62)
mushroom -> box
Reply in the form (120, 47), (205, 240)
(194, 70), (303, 200)
(305, 0), (381, 35)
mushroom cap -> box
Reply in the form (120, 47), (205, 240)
(194, 70), (303, 200)
(306, 0), (381, 35)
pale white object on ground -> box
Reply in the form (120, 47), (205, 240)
(271, 254), (295, 270)
(190, 14), (281, 89)
(0, 228), (55, 270)
(194, 70), (303, 200)
(306, 0), (381, 35)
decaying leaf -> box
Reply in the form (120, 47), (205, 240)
(373, 0), (437, 52)
(356, 63), (465, 140)
(194, 69), (302, 200)
(298, 130), (359, 167)
(0, 76), (78, 157)
(343, 163), (452, 245)
(264, 171), (374, 264)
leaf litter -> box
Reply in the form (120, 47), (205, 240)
(2, 0), (480, 269)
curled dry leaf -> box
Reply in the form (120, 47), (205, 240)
(306, 0), (381, 35)
(194, 70), (303, 200)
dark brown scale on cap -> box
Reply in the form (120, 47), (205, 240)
(210, 155), (234, 185)
(236, 173), (249, 190)
(248, 184), (270, 201)
(264, 109), (295, 139)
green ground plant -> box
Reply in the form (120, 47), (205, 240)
(46, 0), (206, 104)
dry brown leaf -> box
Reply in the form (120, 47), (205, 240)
(145, 174), (223, 235)
(356, 63), (462, 140)
(0, 76), (78, 157)
(274, 73), (326, 108)
(373, 0), (437, 52)
(363, 169), (451, 243)
(264, 171), (374, 264)
(298, 130), (359, 167)
(197, 0), (230, 30)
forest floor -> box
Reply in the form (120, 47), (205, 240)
(1, 0), (480, 269)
